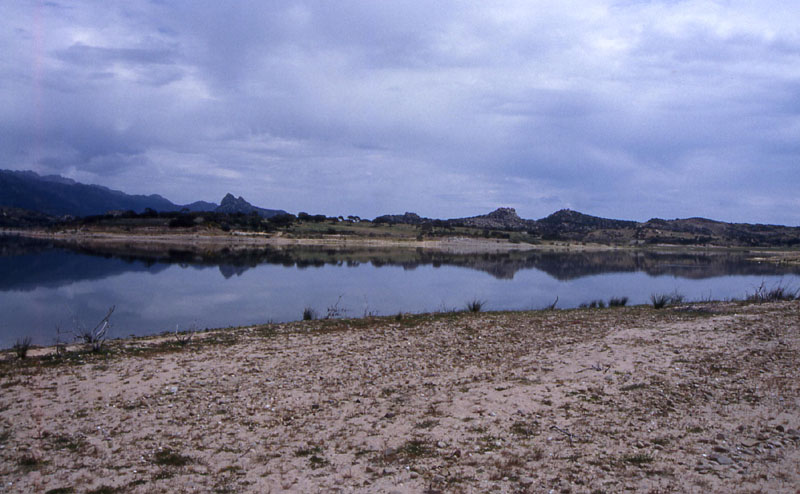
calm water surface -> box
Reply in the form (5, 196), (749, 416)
(2, 235), (799, 348)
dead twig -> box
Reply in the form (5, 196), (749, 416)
(550, 425), (576, 445)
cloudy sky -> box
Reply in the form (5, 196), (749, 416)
(2, 1), (799, 224)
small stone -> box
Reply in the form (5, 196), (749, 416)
(713, 446), (728, 453)
(775, 425), (785, 433)
(710, 454), (734, 465)
(715, 433), (726, 441)
(410, 472), (419, 479)
(383, 448), (397, 457)
(384, 412), (396, 419)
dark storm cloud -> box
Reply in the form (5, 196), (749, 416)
(1, 1), (799, 224)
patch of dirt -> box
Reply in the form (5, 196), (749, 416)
(1, 301), (799, 493)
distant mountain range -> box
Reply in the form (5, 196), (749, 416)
(2, 169), (800, 247)
(376, 207), (800, 247)
(0, 169), (286, 218)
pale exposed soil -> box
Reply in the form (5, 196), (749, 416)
(0, 229), (625, 254)
(1, 301), (799, 493)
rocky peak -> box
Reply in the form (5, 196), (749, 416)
(486, 208), (520, 220)
(216, 193), (258, 215)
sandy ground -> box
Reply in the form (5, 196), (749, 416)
(1, 301), (799, 493)
(1, 229), (621, 254)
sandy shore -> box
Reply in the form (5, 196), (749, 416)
(1, 229), (625, 254)
(1, 301), (799, 493)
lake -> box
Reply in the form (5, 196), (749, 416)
(1, 235), (799, 348)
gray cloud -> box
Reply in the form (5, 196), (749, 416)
(1, 1), (799, 224)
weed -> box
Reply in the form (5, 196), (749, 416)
(651, 292), (684, 309)
(85, 486), (122, 494)
(465, 298), (486, 313)
(295, 445), (323, 457)
(620, 383), (646, 392)
(544, 295), (559, 310)
(174, 323), (195, 347)
(153, 448), (192, 467)
(75, 306), (115, 352)
(398, 439), (432, 458)
(608, 296), (628, 307)
(580, 300), (606, 309)
(746, 281), (798, 303)
(308, 454), (329, 468)
(302, 307), (317, 321)
(622, 453), (654, 465)
(510, 421), (537, 437)
(325, 295), (346, 319)
(13, 336), (32, 359)
(18, 452), (42, 469)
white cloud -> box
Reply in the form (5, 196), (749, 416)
(1, 1), (799, 224)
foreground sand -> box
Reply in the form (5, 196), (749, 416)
(1, 301), (799, 493)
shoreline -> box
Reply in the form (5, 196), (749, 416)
(5, 228), (800, 259)
(1, 301), (798, 493)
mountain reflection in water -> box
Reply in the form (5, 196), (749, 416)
(2, 234), (799, 348)
(1, 235), (799, 291)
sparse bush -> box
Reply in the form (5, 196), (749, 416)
(651, 292), (684, 309)
(302, 307), (317, 321)
(75, 306), (115, 352)
(465, 298), (486, 313)
(580, 300), (606, 309)
(746, 281), (798, 303)
(325, 295), (346, 319)
(608, 296), (628, 307)
(174, 323), (195, 347)
(622, 452), (654, 465)
(13, 336), (32, 359)
(153, 448), (192, 467)
(544, 296), (558, 311)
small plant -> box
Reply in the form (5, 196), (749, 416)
(465, 298), (486, 313)
(580, 300), (606, 309)
(544, 296), (558, 310)
(325, 295), (346, 319)
(75, 306), (114, 352)
(746, 281), (798, 303)
(153, 448), (192, 467)
(608, 296), (628, 307)
(650, 291), (683, 309)
(174, 323), (195, 347)
(13, 336), (32, 360)
(302, 307), (317, 321)
(622, 452), (654, 465)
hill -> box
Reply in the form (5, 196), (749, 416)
(0, 169), (285, 219)
(376, 207), (800, 247)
